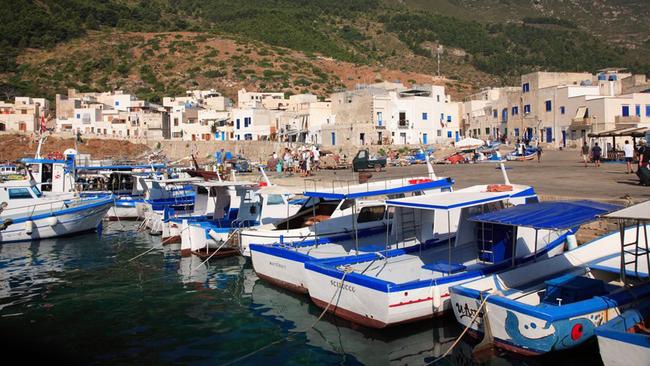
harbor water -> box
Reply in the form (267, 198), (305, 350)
(0, 222), (603, 365)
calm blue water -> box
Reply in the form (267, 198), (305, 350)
(0, 223), (602, 365)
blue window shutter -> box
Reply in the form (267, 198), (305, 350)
(560, 106), (565, 114)
(524, 105), (531, 114)
(447, 131), (452, 138)
(441, 113), (444, 120)
(545, 100), (552, 112)
(514, 128), (520, 137)
(492, 110), (497, 118)
(622, 105), (630, 117)
(422, 112), (427, 120)
(512, 106), (518, 115)
(76, 114), (80, 119)
(236, 119), (240, 129)
(635, 104), (641, 117)
(646, 105), (650, 117)
(447, 115), (452, 122)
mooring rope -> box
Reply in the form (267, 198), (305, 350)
(310, 265), (354, 329)
(426, 293), (493, 365)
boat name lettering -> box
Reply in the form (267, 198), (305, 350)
(330, 280), (355, 293)
(269, 261), (286, 269)
(455, 302), (482, 320)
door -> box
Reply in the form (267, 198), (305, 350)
(455, 131), (460, 142)
(331, 132), (336, 145)
(19, 122), (26, 132)
(546, 128), (552, 143)
(360, 133), (365, 145)
(562, 130), (566, 147)
(422, 133), (427, 145)
(526, 128), (533, 140)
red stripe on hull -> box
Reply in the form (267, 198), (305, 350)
(256, 272), (309, 294)
(310, 296), (446, 329)
(389, 293), (449, 308)
(494, 339), (544, 356)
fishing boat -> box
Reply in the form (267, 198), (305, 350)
(448, 201), (648, 356)
(141, 177), (202, 235)
(0, 179), (113, 243)
(248, 173), (455, 294)
(303, 179), (550, 329)
(179, 182), (304, 258)
(240, 173), (454, 259)
(596, 296), (650, 366)
(506, 145), (538, 161)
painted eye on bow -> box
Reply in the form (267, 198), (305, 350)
(570, 323), (584, 341)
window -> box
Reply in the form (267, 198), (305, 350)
(437, 130), (442, 137)
(646, 105), (650, 117)
(76, 114), (80, 119)
(115, 101), (120, 106)
(635, 104), (641, 117)
(514, 128), (520, 137)
(8, 188), (32, 199)
(244, 117), (252, 127)
(357, 206), (386, 223)
(31, 186), (42, 198)
(485, 127), (490, 135)
(447, 115), (452, 122)
(522, 83), (530, 93)
(377, 112), (382, 126)
(266, 194), (284, 205)
(511, 106), (519, 115)
(545, 100), (552, 112)
(447, 131), (452, 138)
(622, 105), (630, 117)
(339, 199), (355, 211)
(436, 95), (440, 102)
(492, 110), (497, 118)
(440, 113), (444, 121)
(524, 104), (531, 114)
(422, 112), (428, 120)
(174, 118), (179, 126)
(560, 106), (565, 115)
(236, 119), (240, 129)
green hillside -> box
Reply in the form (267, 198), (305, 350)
(2, 0), (649, 101)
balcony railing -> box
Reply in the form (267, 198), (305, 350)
(398, 120), (410, 129)
(615, 115), (640, 125)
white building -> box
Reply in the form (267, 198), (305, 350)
(0, 97), (49, 133)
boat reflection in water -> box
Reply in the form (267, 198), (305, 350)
(247, 268), (469, 365)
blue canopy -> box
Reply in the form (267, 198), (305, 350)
(469, 200), (621, 230)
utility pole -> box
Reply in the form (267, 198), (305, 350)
(436, 45), (443, 77)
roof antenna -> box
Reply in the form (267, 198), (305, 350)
(426, 151), (437, 180)
(496, 151), (511, 185)
(259, 165), (272, 185)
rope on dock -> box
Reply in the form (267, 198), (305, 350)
(310, 265), (354, 329)
(426, 293), (493, 365)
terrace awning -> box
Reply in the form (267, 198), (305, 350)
(469, 200), (621, 230)
(589, 127), (649, 138)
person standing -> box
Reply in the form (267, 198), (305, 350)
(581, 142), (590, 167)
(623, 140), (634, 174)
(591, 142), (602, 167)
(537, 145), (543, 163)
(639, 139), (648, 168)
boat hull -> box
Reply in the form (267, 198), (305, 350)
(0, 198), (113, 243)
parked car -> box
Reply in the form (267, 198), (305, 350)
(352, 149), (387, 172)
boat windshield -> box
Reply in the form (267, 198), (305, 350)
(31, 186), (43, 198)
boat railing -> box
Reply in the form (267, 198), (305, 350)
(0, 195), (109, 218)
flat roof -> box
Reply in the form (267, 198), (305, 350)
(386, 191), (509, 210)
(304, 177), (453, 200)
(603, 200), (650, 221)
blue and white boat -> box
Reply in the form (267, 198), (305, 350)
(248, 174), (455, 294)
(141, 177), (202, 235)
(0, 179), (113, 243)
(596, 296), (650, 366)
(303, 183), (546, 329)
(179, 182), (304, 257)
(506, 144), (538, 161)
(448, 201), (649, 356)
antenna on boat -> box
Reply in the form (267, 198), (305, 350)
(35, 135), (47, 159)
(426, 152), (437, 180)
(496, 151), (511, 185)
(259, 165), (272, 186)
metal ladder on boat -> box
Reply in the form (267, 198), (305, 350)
(477, 223), (495, 263)
(620, 220), (650, 284)
(400, 207), (419, 246)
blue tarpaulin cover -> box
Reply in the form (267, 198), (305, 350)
(469, 200), (621, 230)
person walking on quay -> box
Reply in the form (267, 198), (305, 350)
(537, 145), (543, 163)
(591, 142), (602, 168)
(623, 140), (634, 174)
(581, 142), (590, 167)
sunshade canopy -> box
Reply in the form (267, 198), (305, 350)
(387, 191), (510, 210)
(469, 200), (621, 230)
(304, 177), (453, 200)
(603, 200), (650, 221)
